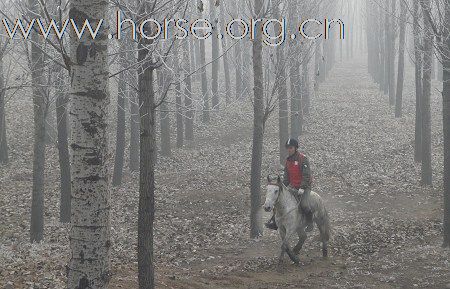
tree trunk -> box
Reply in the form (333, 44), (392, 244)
(233, 0), (243, 100)
(319, 42), (326, 84)
(67, 0), (111, 287)
(219, 0), (231, 104)
(129, 46), (140, 172)
(438, 55), (444, 82)
(198, 7), (210, 123)
(137, 9), (156, 286)
(388, 0), (396, 106)
(303, 53), (310, 116)
(29, 0), (46, 243)
(314, 39), (321, 90)
(379, 4), (385, 92)
(395, 0), (407, 118)
(275, 4), (288, 165)
(239, 0), (251, 98)
(289, 5), (300, 138)
(290, 64), (300, 138)
(200, 47), (209, 122)
(112, 46), (127, 187)
(174, 49), (183, 148)
(431, 49), (436, 80)
(442, 0), (450, 248)
(370, 1), (381, 85)
(413, 0), (423, 163)
(384, 1), (389, 95)
(158, 68), (172, 157)
(0, 46), (7, 165)
(55, 69), (71, 223)
(420, 0), (433, 186)
(183, 34), (194, 141)
(249, 0), (264, 239)
(210, 0), (219, 110)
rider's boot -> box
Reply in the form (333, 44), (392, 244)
(265, 214), (278, 230)
(305, 211), (314, 232)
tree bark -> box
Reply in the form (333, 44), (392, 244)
(438, 55), (444, 82)
(395, 0), (407, 118)
(198, 6), (210, 123)
(413, 0), (423, 163)
(314, 39), (321, 90)
(112, 45), (127, 187)
(388, 0), (396, 106)
(29, 0), (46, 243)
(303, 52), (310, 116)
(289, 5), (301, 138)
(174, 49), (183, 148)
(275, 5), (288, 165)
(158, 68), (172, 157)
(210, 0), (219, 110)
(0, 45), (7, 165)
(137, 5), (156, 286)
(420, 0), (433, 186)
(219, 0), (231, 104)
(384, 1), (389, 95)
(249, 0), (264, 239)
(67, 0), (111, 287)
(379, 4), (385, 92)
(129, 43), (140, 172)
(442, 0), (450, 248)
(233, 0), (243, 99)
(184, 34), (194, 141)
(55, 68), (71, 223)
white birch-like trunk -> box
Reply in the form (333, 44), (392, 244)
(67, 0), (111, 287)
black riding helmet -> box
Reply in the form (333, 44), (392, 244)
(285, 138), (299, 148)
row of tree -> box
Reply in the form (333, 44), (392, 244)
(0, 0), (347, 287)
(365, 0), (450, 248)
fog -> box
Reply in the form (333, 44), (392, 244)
(0, 0), (449, 288)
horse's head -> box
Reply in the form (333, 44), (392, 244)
(263, 175), (282, 212)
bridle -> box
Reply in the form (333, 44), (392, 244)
(267, 180), (283, 205)
(267, 180), (303, 223)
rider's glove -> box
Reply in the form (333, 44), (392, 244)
(298, 188), (305, 195)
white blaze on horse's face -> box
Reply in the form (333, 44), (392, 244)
(264, 184), (280, 212)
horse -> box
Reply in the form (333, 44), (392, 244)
(263, 175), (331, 267)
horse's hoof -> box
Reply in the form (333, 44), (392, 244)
(322, 249), (328, 258)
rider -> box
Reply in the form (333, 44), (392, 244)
(265, 138), (314, 232)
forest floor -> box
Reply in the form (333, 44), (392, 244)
(1, 56), (449, 289)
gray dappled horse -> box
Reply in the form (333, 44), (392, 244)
(263, 175), (330, 267)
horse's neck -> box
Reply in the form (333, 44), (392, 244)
(275, 185), (298, 214)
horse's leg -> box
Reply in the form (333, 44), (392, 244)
(293, 229), (307, 255)
(284, 242), (300, 264)
(322, 241), (328, 257)
(278, 226), (287, 267)
(283, 226), (300, 265)
(315, 209), (330, 258)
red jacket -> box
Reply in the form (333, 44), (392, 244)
(283, 152), (311, 189)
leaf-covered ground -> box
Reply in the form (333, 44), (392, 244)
(1, 56), (449, 289)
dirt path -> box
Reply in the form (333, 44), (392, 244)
(125, 56), (448, 289)
(1, 57), (448, 289)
